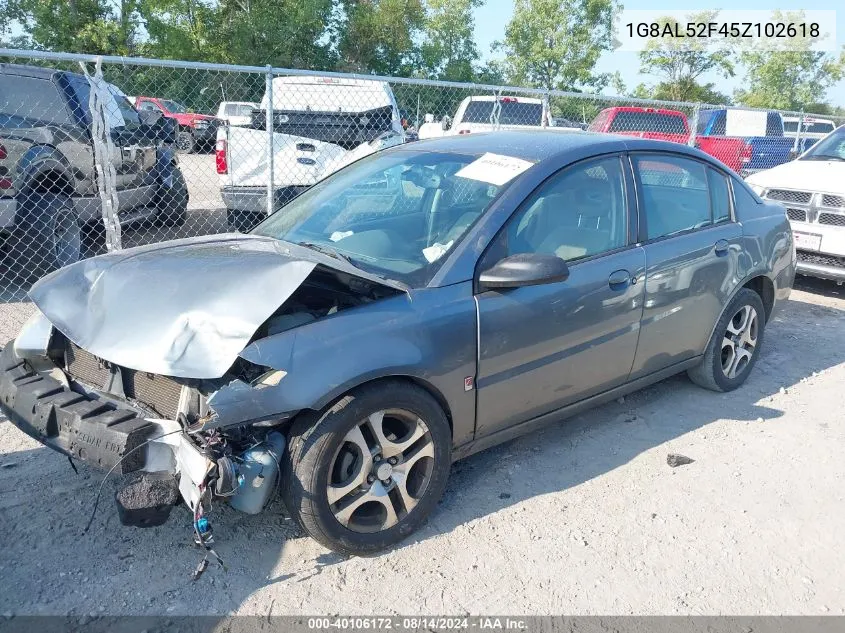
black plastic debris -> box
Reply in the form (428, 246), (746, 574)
(666, 453), (695, 468)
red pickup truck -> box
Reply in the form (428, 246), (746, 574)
(131, 96), (219, 154)
(588, 106), (751, 174)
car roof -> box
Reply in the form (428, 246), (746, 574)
(463, 95), (543, 104)
(601, 106), (686, 116)
(0, 63), (77, 80)
(399, 129), (710, 163)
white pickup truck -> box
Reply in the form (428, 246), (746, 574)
(746, 124), (845, 282)
(216, 76), (405, 231)
(417, 95), (583, 140)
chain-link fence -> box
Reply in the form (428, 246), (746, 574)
(1, 47), (844, 342)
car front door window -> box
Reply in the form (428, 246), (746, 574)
(501, 156), (628, 263)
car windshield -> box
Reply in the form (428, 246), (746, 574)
(462, 100), (543, 126)
(162, 100), (187, 113)
(252, 150), (511, 286)
(800, 126), (845, 161)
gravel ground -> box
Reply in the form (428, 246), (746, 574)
(1, 278), (845, 616)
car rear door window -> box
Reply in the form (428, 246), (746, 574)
(633, 155), (711, 240)
(504, 156), (627, 262)
(0, 75), (71, 125)
(707, 168), (732, 223)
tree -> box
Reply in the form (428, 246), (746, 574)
(495, 0), (618, 91)
(336, 0), (426, 76)
(420, 0), (482, 82)
(637, 10), (734, 102)
(632, 79), (732, 105)
(215, 0), (335, 70)
(3, 0), (125, 54)
(139, 0), (218, 61)
(733, 11), (844, 111)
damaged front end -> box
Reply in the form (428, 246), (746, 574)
(0, 233), (403, 529)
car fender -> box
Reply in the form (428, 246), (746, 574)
(233, 284), (478, 445)
(15, 145), (74, 197)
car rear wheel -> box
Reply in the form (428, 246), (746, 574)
(687, 288), (766, 392)
(282, 382), (451, 556)
(11, 193), (81, 281)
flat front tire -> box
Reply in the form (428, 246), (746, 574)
(282, 382), (451, 556)
(688, 287), (766, 392)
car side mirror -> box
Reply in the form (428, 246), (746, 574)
(156, 116), (177, 144)
(441, 116), (451, 131)
(478, 253), (570, 290)
(137, 108), (163, 127)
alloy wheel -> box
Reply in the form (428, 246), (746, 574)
(327, 408), (435, 533)
(721, 304), (758, 379)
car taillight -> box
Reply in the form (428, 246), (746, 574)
(740, 143), (752, 164)
(0, 144), (6, 160)
(500, 97), (517, 103)
(215, 139), (228, 174)
(458, 129), (471, 135)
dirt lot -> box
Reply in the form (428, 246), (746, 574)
(1, 277), (844, 616)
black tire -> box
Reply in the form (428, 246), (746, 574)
(687, 288), (766, 392)
(175, 130), (195, 154)
(282, 381), (452, 556)
(10, 192), (81, 282)
(153, 167), (188, 227)
(227, 209), (263, 233)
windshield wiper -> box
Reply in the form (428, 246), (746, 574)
(802, 154), (845, 162)
(298, 241), (356, 266)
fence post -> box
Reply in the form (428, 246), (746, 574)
(266, 65), (274, 219)
(688, 103), (700, 147)
(792, 110), (804, 155)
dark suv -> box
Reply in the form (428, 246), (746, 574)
(0, 64), (188, 279)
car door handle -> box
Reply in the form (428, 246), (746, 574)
(714, 240), (730, 256)
(608, 269), (631, 290)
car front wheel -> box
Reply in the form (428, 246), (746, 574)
(175, 130), (195, 153)
(282, 381), (451, 556)
(688, 287), (766, 392)
(12, 192), (81, 281)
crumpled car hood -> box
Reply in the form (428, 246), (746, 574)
(28, 233), (399, 379)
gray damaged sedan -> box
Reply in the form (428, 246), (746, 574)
(0, 132), (795, 556)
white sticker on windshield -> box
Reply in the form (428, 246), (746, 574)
(455, 152), (535, 186)
(422, 240), (454, 263)
(330, 230), (354, 242)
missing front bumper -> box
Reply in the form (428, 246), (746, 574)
(0, 344), (156, 474)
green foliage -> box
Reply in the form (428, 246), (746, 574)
(733, 11), (844, 111)
(495, 0), (618, 91)
(336, 0), (426, 76)
(420, 0), (482, 81)
(631, 79), (732, 106)
(636, 10), (734, 102)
